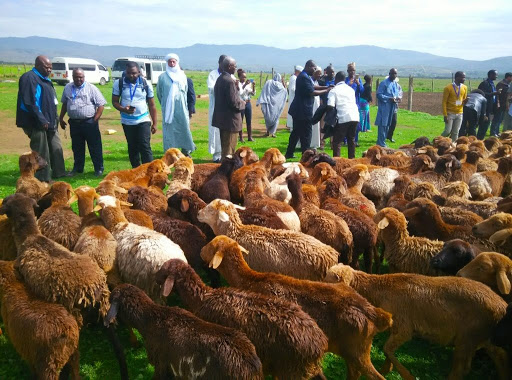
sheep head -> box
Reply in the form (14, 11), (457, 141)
(342, 165), (370, 188)
(457, 252), (512, 295)
(155, 259), (192, 297)
(430, 239), (480, 275)
(168, 189), (205, 215)
(324, 264), (354, 286)
(0, 193), (38, 219)
(262, 148), (286, 166)
(236, 146), (259, 165)
(413, 183), (441, 200)
(173, 157), (195, 178)
(413, 136), (431, 149)
(19, 151), (48, 174)
(200, 235), (248, 270)
(104, 283), (152, 327)
(162, 148), (185, 167)
(147, 159), (171, 176)
(434, 154), (461, 174)
(374, 208), (406, 232)
(149, 172), (170, 189)
(365, 145), (384, 163)
(311, 163), (338, 185)
(197, 199), (239, 235)
(442, 181), (471, 199)
(472, 213), (512, 239)
(497, 156), (512, 176)
(96, 180), (128, 196)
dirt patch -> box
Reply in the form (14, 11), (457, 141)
(397, 92), (443, 115)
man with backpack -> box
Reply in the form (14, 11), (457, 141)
(112, 61), (158, 168)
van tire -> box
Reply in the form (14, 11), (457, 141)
(100, 77), (106, 85)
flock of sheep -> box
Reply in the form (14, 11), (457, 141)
(1, 132), (512, 379)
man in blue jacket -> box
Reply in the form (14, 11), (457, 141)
(16, 55), (67, 182)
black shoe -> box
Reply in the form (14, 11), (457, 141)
(285, 154), (296, 159)
(59, 170), (80, 178)
(387, 138), (396, 143)
(94, 170), (104, 177)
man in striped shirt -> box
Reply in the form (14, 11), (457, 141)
(60, 68), (107, 176)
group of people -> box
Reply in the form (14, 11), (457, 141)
(441, 70), (512, 142)
(17, 55), (512, 175)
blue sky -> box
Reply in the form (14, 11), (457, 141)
(2, 0), (510, 60)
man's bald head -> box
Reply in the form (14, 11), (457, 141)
(35, 55), (52, 77)
(221, 56), (237, 75)
(72, 68), (85, 87)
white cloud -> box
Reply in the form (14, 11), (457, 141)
(1, 0), (511, 60)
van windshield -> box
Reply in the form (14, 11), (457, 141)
(52, 63), (66, 70)
(112, 60), (143, 72)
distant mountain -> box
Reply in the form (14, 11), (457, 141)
(1, 36), (511, 77)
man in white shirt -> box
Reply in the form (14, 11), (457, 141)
(207, 54), (226, 163)
(286, 65), (303, 131)
(327, 71), (360, 158)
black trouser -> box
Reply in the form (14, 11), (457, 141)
(477, 114), (493, 140)
(332, 121), (359, 158)
(122, 121), (153, 168)
(285, 118), (312, 157)
(386, 112), (397, 139)
(459, 107), (479, 137)
(240, 101), (253, 139)
(69, 118), (104, 173)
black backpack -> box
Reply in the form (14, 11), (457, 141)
(118, 73), (150, 102)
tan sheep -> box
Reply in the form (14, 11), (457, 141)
(165, 156), (195, 198)
(15, 151), (50, 201)
(197, 199), (338, 280)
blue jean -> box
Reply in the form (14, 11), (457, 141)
(377, 124), (389, 147)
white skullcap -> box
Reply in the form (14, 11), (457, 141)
(315, 66), (322, 73)
(295, 65), (304, 71)
(165, 53), (179, 63)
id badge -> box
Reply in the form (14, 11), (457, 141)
(455, 100), (462, 106)
(69, 104), (77, 111)
(54, 97), (58, 105)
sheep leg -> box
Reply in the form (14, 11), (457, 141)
(447, 344), (476, 380)
(345, 363), (362, 380)
(104, 325), (129, 380)
(67, 349), (80, 380)
(482, 343), (510, 380)
(381, 329), (415, 380)
(363, 247), (374, 274)
(350, 251), (360, 269)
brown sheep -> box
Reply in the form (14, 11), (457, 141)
(156, 259), (329, 380)
(0, 198), (16, 260)
(191, 146), (259, 192)
(105, 284), (263, 380)
(104, 158), (171, 185)
(197, 199), (338, 280)
(15, 151), (50, 200)
(386, 175), (412, 211)
(326, 263), (510, 380)
(201, 236), (392, 380)
(430, 239), (481, 275)
(339, 164), (377, 217)
(308, 162), (339, 186)
(287, 173), (353, 264)
(319, 177), (378, 272)
(489, 229), (512, 257)
(451, 150), (482, 183)
(472, 213), (512, 239)
(242, 168), (300, 231)
(458, 252), (512, 301)
(374, 207), (444, 275)
(229, 148), (285, 203)
(469, 156), (512, 200)
(410, 154), (461, 190)
(199, 155), (243, 203)
(0, 260), (80, 380)
(37, 182), (81, 251)
(166, 156), (195, 198)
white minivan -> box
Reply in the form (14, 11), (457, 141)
(111, 57), (166, 86)
(50, 57), (110, 85)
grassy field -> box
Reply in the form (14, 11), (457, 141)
(0, 77), (499, 379)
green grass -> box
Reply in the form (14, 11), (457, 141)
(0, 79), (499, 379)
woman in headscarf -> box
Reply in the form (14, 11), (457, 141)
(156, 53), (196, 156)
(310, 66), (323, 148)
(257, 72), (287, 138)
(345, 62), (364, 147)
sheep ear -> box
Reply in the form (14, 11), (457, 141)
(239, 150), (247, 158)
(180, 199), (189, 213)
(445, 160), (453, 168)
(94, 193), (101, 200)
(359, 171), (365, 177)
(119, 201), (133, 207)
(375, 153), (381, 160)
(104, 301), (118, 327)
(321, 169), (327, 176)
(377, 217), (389, 230)
(114, 185), (128, 194)
(417, 148), (426, 154)
(210, 252), (224, 269)
(67, 194), (78, 205)
(239, 245), (249, 255)
(219, 210), (230, 223)
(162, 276), (175, 297)
(489, 231), (507, 246)
(497, 270), (511, 295)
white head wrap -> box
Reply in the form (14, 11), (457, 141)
(315, 66), (322, 73)
(294, 65), (304, 72)
(164, 53), (187, 124)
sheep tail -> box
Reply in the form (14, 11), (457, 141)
(373, 307), (393, 332)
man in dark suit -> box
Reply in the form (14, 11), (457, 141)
(285, 59), (332, 159)
(212, 56), (246, 158)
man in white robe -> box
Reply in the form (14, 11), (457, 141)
(207, 54), (226, 163)
(286, 65), (303, 131)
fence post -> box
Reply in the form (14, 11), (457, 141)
(259, 71), (262, 88)
(408, 75), (413, 111)
(271, 67), (274, 79)
(375, 78), (380, 90)
(468, 79), (472, 92)
(431, 78), (434, 92)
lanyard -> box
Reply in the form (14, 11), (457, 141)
(128, 82), (139, 102)
(72, 83), (85, 100)
(452, 83), (461, 99)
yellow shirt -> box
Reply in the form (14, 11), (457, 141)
(442, 83), (468, 116)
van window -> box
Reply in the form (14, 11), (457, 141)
(98, 64), (107, 71)
(69, 63), (96, 71)
(152, 62), (163, 71)
(52, 62), (66, 70)
(112, 60), (129, 71)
